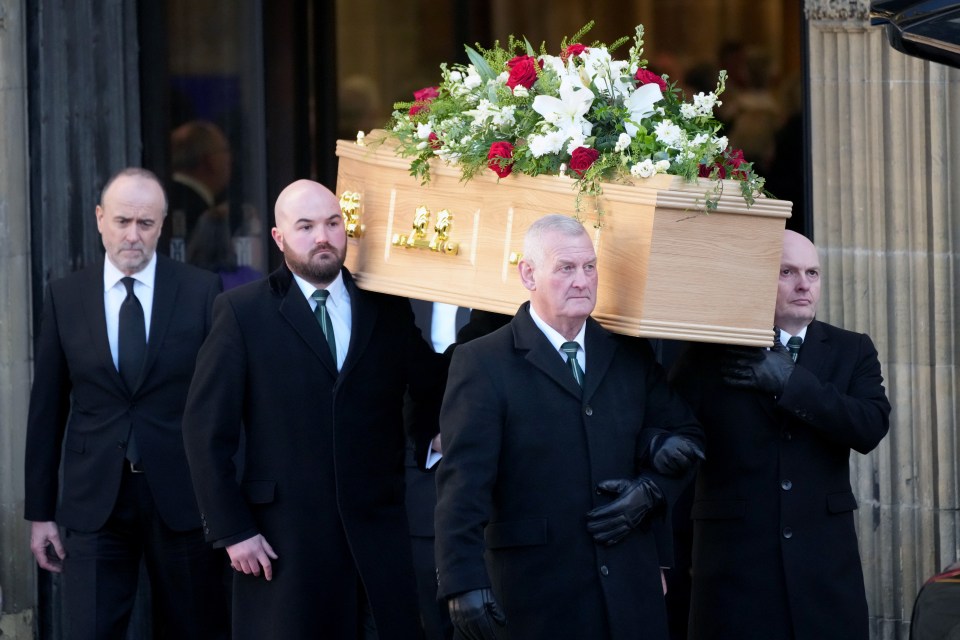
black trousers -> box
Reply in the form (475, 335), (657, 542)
(62, 466), (229, 640)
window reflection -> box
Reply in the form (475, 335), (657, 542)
(164, 0), (268, 287)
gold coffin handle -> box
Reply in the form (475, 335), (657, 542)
(392, 206), (459, 255)
(339, 191), (364, 238)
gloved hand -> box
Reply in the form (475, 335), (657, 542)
(649, 434), (705, 476)
(448, 587), (506, 640)
(720, 341), (795, 396)
(585, 475), (665, 546)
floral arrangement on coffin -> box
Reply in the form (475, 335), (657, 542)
(385, 22), (766, 211)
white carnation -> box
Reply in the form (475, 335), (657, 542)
(631, 159), (656, 178)
(614, 132), (632, 152)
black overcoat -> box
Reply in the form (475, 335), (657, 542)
(182, 264), (444, 640)
(670, 320), (891, 640)
(435, 303), (703, 640)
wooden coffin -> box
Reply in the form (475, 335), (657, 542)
(335, 134), (791, 346)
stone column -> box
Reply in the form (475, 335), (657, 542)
(0, 0), (36, 637)
(806, 1), (960, 638)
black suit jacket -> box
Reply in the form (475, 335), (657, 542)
(24, 255), (221, 532)
(435, 303), (703, 640)
(181, 265), (445, 640)
(405, 299), (468, 538)
(670, 320), (891, 640)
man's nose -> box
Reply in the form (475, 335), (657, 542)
(125, 226), (141, 243)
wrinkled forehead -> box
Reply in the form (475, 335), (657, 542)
(780, 243), (820, 272)
(102, 178), (166, 216)
(544, 232), (596, 263)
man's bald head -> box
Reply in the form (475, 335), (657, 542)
(775, 230), (821, 335)
(271, 180), (347, 287)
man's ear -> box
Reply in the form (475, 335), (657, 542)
(270, 227), (284, 253)
(518, 260), (536, 291)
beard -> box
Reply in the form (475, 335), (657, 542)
(284, 242), (347, 285)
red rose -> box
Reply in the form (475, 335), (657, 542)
(561, 43), (587, 63)
(698, 163), (719, 179)
(409, 86), (439, 116)
(487, 141), (515, 178)
(505, 56), (542, 91)
(413, 86), (439, 102)
(725, 148), (747, 178)
(428, 132), (441, 150)
(634, 68), (667, 93)
(699, 148), (747, 180)
(568, 147), (600, 176)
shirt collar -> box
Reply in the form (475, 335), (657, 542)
(528, 305), (586, 353)
(103, 252), (158, 292)
(778, 324), (809, 347)
(292, 269), (347, 308)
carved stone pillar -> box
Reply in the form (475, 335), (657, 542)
(0, 0), (37, 637)
(806, 1), (960, 638)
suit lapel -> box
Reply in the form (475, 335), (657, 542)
(339, 270), (374, 379)
(274, 264), (338, 375)
(138, 255), (178, 393)
(582, 318), (616, 403)
(79, 261), (126, 393)
(796, 320), (830, 379)
(513, 304), (583, 400)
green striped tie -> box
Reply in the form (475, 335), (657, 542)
(560, 341), (584, 387)
(311, 289), (337, 363)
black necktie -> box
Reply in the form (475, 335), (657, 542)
(118, 277), (145, 463)
(311, 289), (338, 364)
(560, 341), (584, 387)
(787, 336), (803, 362)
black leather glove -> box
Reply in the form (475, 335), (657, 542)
(448, 588), (506, 640)
(585, 475), (665, 546)
(649, 434), (705, 476)
(720, 341), (795, 396)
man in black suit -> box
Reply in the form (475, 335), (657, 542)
(24, 168), (227, 639)
(406, 299), (468, 640)
(671, 230), (892, 640)
(181, 179), (446, 639)
(435, 214), (705, 640)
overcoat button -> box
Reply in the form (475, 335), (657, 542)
(600, 565), (609, 576)
(781, 480), (793, 491)
(584, 406), (593, 416)
(782, 527), (793, 539)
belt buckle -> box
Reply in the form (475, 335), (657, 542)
(129, 461), (145, 474)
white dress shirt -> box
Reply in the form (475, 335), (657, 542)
(103, 254), (157, 371)
(529, 305), (587, 373)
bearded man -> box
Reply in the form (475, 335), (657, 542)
(182, 179), (446, 639)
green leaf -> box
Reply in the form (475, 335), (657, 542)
(523, 37), (536, 56)
(465, 45), (496, 83)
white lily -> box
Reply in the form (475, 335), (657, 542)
(623, 83), (664, 137)
(532, 79), (595, 140)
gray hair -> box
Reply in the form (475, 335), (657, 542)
(522, 214), (587, 268)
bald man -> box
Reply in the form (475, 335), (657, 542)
(182, 179), (446, 639)
(670, 230), (891, 640)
